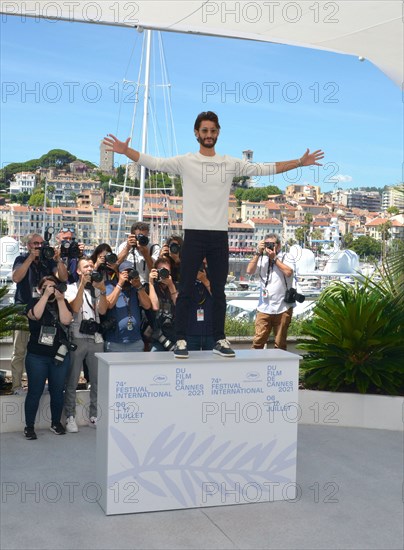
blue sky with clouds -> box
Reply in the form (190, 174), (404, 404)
(1, 15), (402, 192)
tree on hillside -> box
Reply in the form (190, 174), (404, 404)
(387, 206), (400, 215)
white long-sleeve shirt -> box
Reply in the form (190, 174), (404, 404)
(139, 152), (276, 231)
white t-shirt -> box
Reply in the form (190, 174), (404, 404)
(65, 282), (103, 343)
(256, 254), (296, 315)
(117, 242), (160, 284)
(139, 152), (276, 231)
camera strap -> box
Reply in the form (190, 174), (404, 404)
(45, 303), (70, 343)
(83, 288), (99, 322)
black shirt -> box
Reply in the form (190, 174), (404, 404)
(25, 298), (71, 357)
(13, 254), (57, 305)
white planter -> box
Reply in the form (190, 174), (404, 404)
(298, 389), (403, 431)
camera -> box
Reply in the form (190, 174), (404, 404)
(40, 227), (55, 262)
(136, 234), (149, 246)
(157, 267), (170, 281)
(284, 287), (305, 304)
(99, 317), (117, 334)
(91, 270), (104, 283)
(60, 238), (80, 259)
(153, 329), (174, 351)
(55, 281), (67, 293)
(127, 268), (140, 281)
(169, 242), (181, 255)
(79, 319), (99, 335)
(265, 242), (275, 251)
(105, 252), (118, 264)
(54, 338), (77, 364)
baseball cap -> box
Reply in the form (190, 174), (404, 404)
(118, 261), (133, 273)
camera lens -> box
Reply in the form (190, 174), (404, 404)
(91, 271), (103, 283)
(169, 242), (180, 255)
(137, 234), (149, 246)
(158, 267), (170, 280)
(105, 252), (118, 264)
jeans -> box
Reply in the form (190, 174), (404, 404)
(104, 340), (144, 353)
(176, 229), (228, 342)
(24, 352), (70, 427)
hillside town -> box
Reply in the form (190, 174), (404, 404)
(1, 143), (403, 254)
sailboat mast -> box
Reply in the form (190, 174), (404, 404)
(138, 29), (152, 222)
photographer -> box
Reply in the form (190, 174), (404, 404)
(117, 222), (159, 285)
(63, 258), (108, 432)
(104, 261), (151, 352)
(55, 228), (85, 284)
(247, 234), (296, 350)
(90, 243), (119, 283)
(159, 234), (183, 284)
(149, 258), (178, 352)
(23, 275), (73, 440)
(11, 232), (68, 395)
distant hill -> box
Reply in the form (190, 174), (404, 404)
(0, 149), (97, 187)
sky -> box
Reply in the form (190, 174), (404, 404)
(1, 13), (402, 193)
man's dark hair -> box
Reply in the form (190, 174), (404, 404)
(265, 233), (281, 245)
(194, 111), (221, 131)
(131, 222), (149, 234)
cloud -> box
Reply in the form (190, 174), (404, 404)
(334, 174), (353, 183)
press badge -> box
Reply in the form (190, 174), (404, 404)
(262, 288), (268, 298)
(39, 326), (57, 346)
(197, 308), (204, 322)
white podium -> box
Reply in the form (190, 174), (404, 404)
(95, 349), (300, 515)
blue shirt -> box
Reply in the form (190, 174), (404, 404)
(104, 281), (142, 343)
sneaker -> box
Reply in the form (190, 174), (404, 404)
(24, 426), (37, 440)
(50, 423), (66, 435)
(65, 416), (78, 433)
(88, 416), (97, 428)
(14, 387), (27, 396)
(173, 340), (189, 359)
(213, 339), (236, 357)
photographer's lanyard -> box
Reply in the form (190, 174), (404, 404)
(45, 304), (70, 343)
(83, 290), (99, 323)
(259, 257), (274, 287)
(121, 290), (135, 331)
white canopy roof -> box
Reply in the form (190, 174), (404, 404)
(1, 1), (402, 86)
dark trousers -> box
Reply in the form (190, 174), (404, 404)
(176, 229), (229, 342)
(24, 352), (70, 427)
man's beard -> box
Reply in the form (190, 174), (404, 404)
(197, 136), (217, 148)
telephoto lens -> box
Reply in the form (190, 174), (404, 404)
(127, 268), (140, 281)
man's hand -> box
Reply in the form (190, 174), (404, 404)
(80, 273), (92, 287)
(127, 234), (138, 249)
(103, 134), (130, 155)
(118, 271), (129, 287)
(300, 148), (324, 167)
(256, 240), (265, 255)
(92, 279), (106, 293)
(29, 247), (41, 262)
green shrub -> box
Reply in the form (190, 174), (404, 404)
(298, 281), (404, 395)
(0, 286), (28, 338)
